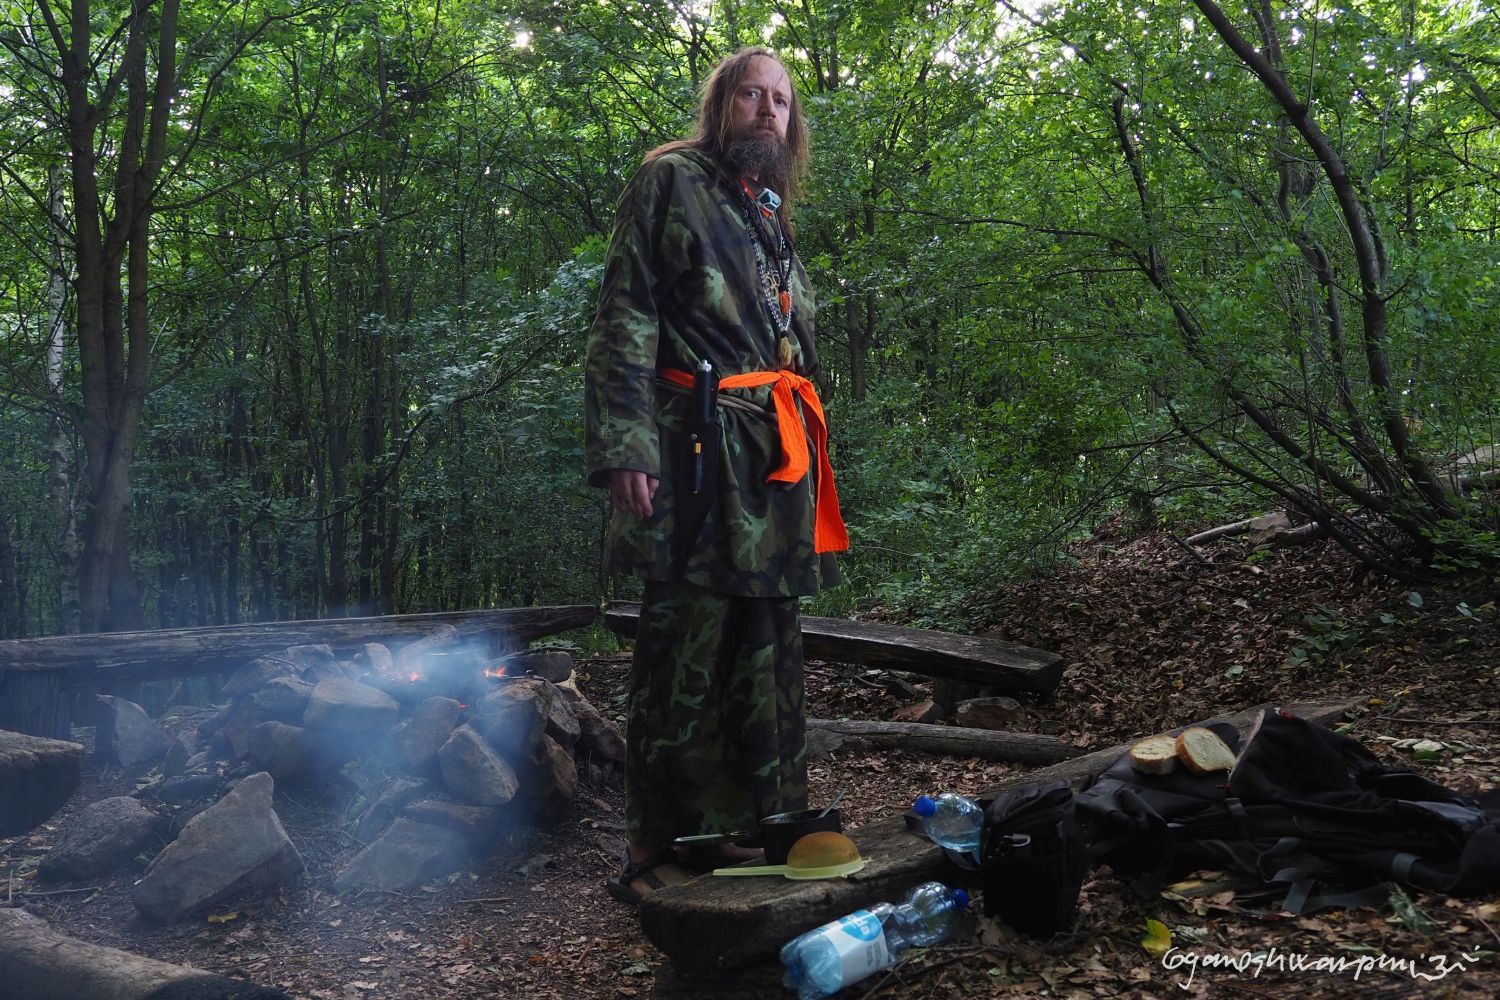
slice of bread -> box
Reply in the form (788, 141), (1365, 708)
(1129, 734), (1178, 774)
(1175, 726), (1238, 774)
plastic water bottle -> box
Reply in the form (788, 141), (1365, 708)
(913, 792), (983, 860)
(779, 882), (969, 1000)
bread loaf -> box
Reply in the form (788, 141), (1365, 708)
(1128, 734), (1178, 774)
(1175, 726), (1237, 774)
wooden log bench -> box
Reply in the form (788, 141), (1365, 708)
(807, 718), (1072, 765)
(0, 605), (598, 738)
(0, 908), (290, 999)
(0, 729), (85, 836)
(637, 696), (1361, 972)
(604, 604), (1064, 695)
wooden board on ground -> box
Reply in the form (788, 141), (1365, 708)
(638, 696), (1361, 971)
(0, 606), (598, 685)
(604, 604), (1063, 694)
(0, 908), (290, 999)
(808, 718), (1072, 765)
(0, 729), (84, 836)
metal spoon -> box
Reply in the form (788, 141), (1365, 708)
(818, 787), (847, 819)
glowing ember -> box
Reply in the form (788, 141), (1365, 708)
(483, 667), (507, 679)
(408, 672), (421, 682)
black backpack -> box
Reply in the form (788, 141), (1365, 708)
(1075, 709), (1500, 913)
(926, 780), (1091, 937)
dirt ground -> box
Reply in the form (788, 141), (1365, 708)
(4, 526), (1499, 998)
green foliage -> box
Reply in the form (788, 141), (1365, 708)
(1, 0), (1498, 636)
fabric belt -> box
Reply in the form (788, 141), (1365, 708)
(659, 367), (849, 554)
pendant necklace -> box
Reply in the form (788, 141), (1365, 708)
(737, 178), (795, 347)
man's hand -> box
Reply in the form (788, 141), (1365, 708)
(609, 469), (660, 520)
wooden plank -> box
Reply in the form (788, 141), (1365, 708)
(604, 604), (1063, 694)
(0, 729), (84, 836)
(0, 606), (598, 684)
(808, 718), (1072, 765)
(638, 696), (1361, 971)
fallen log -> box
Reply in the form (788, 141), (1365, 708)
(1185, 512), (1290, 546)
(0, 908), (291, 1000)
(0, 729), (84, 836)
(807, 718), (1071, 765)
(605, 605), (1063, 694)
(639, 695), (1361, 971)
(0, 606), (598, 685)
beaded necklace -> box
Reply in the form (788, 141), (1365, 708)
(736, 179), (794, 341)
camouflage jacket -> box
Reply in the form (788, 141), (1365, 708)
(585, 149), (839, 597)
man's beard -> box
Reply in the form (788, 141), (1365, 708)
(724, 133), (789, 189)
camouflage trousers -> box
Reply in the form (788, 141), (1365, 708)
(625, 579), (809, 846)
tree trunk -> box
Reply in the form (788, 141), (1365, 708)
(57, 0), (181, 632)
(45, 163), (81, 635)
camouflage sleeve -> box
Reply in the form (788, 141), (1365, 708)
(584, 158), (689, 487)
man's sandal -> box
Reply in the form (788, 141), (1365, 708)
(606, 851), (682, 908)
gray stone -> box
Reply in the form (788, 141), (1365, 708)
(333, 817), (470, 893)
(153, 773), (224, 805)
(521, 735), (577, 826)
(288, 643), (349, 683)
(354, 643), (396, 675)
(251, 675), (315, 722)
(95, 695), (172, 769)
(161, 733), (194, 778)
(247, 722), (316, 782)
(132, 771), (302, 923)
(353, 777), (431, 844)
(954, 696), (1025, 731)
(490, 649), (574, 683)
(474, 678), (552, 762)
(302, 677), (400, 734)
(438, 724), (519, 806)
(402, 797), (507, 843)
(221, 658), (294, 701)
(543, 685), (581, 749)
(285, 643), (337, 670)
(571, 697), (626, 767)
(183, 749), (216, 773)
(208, 699), (265, 760)
(39, 797), (161, 882)
(392, 696), (462, 774)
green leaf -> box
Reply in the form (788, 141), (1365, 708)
(1141, 918), (1172, 958)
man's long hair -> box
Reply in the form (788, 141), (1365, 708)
(648, 47), (810, 224)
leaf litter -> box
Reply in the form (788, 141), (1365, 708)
(3, 525), (1497, 996)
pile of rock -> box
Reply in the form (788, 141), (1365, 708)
(41, 638), (625, 922)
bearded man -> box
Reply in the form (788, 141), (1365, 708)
(585, 47), (848, 906)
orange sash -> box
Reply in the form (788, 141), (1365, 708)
(660, 367), (849, 554)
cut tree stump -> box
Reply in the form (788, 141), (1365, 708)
(0, 729), (84, 835)
(604, 605), (1063, 694)
(638, 696), (1361, 971)
(0, 606), (598, 688)
(0, 908), (291, 999)
(807, 718), (1071, 764)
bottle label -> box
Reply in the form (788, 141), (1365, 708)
(824, 909), (891, 984)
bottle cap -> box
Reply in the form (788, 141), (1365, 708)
(953, 888), (970, 910)
(912, 795), (936, 817)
